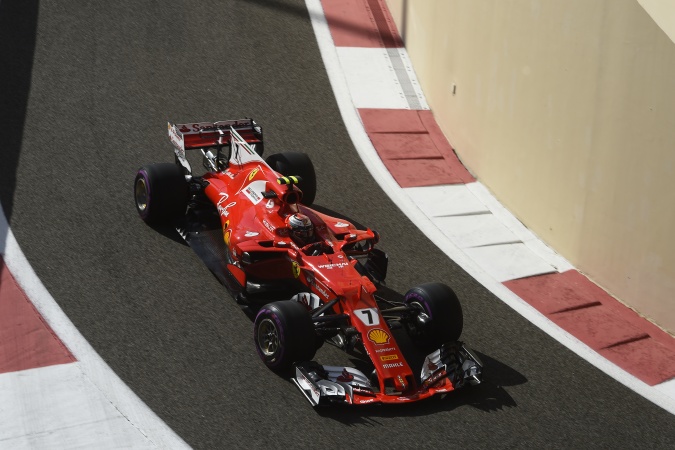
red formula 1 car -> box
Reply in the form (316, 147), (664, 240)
(134, 119), (482, 406)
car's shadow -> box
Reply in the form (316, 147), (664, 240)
(148, 223), (189, 246)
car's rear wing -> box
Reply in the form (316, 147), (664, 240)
(168, 119), (263, 152)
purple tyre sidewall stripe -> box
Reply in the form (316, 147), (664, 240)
(405, 290), (433, 320)
(254, 308), (286, 367)
(137, 169), (151, 220)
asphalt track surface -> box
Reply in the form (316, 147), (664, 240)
(2, 0), (674, 448)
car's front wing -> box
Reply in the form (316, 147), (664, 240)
(292, 341), (482, 406)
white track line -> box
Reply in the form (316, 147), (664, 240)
(305, 0), (675, 415)
(0, 209), (189, 448)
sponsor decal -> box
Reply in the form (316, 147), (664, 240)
(397, 375), (407, 391)
(192, 122), (242, 133)
(217, 193), (236, 217)
(248, 167), (259, 181)
(224, 170), (236, 180)
(375, 347), (395, 353)
(380, 354), (398, 362)
(242, 180), (266, 205)
(317, 262), (349, 269)
(309, 278), (332, 300)
(173, 120), (254, 135)
(292, 261), (301, 278)
(335, 221), (349, 228)
(168, 123), (185, 155)
(262, 219), (275, 233)
(305, 271), (315, 285)
(193, 123), (219, 132)
(244, 231), (259, 237)
(359, 398), (376, 404)
(266, 199), (275, 209)
(367, 328), (391, 345)
(244, 186), (262, 204)
(382, 362), (403, 369)
(313, 284), (331, 300)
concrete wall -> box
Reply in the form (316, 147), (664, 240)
(385, 0), (675, 333)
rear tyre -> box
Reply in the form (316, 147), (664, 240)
(134, 163), (188, 224)
(403, 282), (463, 350)
(265, 152), (317, 206)
(254, 300), (317, 373)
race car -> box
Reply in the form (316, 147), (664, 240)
(133, 119), (482, 406)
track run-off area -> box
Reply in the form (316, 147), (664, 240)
(1, 0), (674, 448)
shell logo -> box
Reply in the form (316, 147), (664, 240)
(367, 328), (391, 345)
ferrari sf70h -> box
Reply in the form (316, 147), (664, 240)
(134, 119), (482, 406)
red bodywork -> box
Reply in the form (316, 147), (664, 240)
(170, 121), (458, 404)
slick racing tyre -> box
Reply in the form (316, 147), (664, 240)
(265, 152), (317, 206)
(403, 282), (463, 350)
(254, 300), (317, 373)
(134, 163), (188, 224)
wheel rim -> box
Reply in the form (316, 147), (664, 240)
(135, 177), (148, 212)
(405, 301), (426, 339)
(257, 318), (280, 357)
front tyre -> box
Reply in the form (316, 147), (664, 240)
(134, 163), (188, 224)
(404, 282), (463, 350)
(254, 300), (317, 373)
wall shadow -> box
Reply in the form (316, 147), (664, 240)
(0, 0), (40, 224)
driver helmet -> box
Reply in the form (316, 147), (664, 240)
(286, 213), (314, 242)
